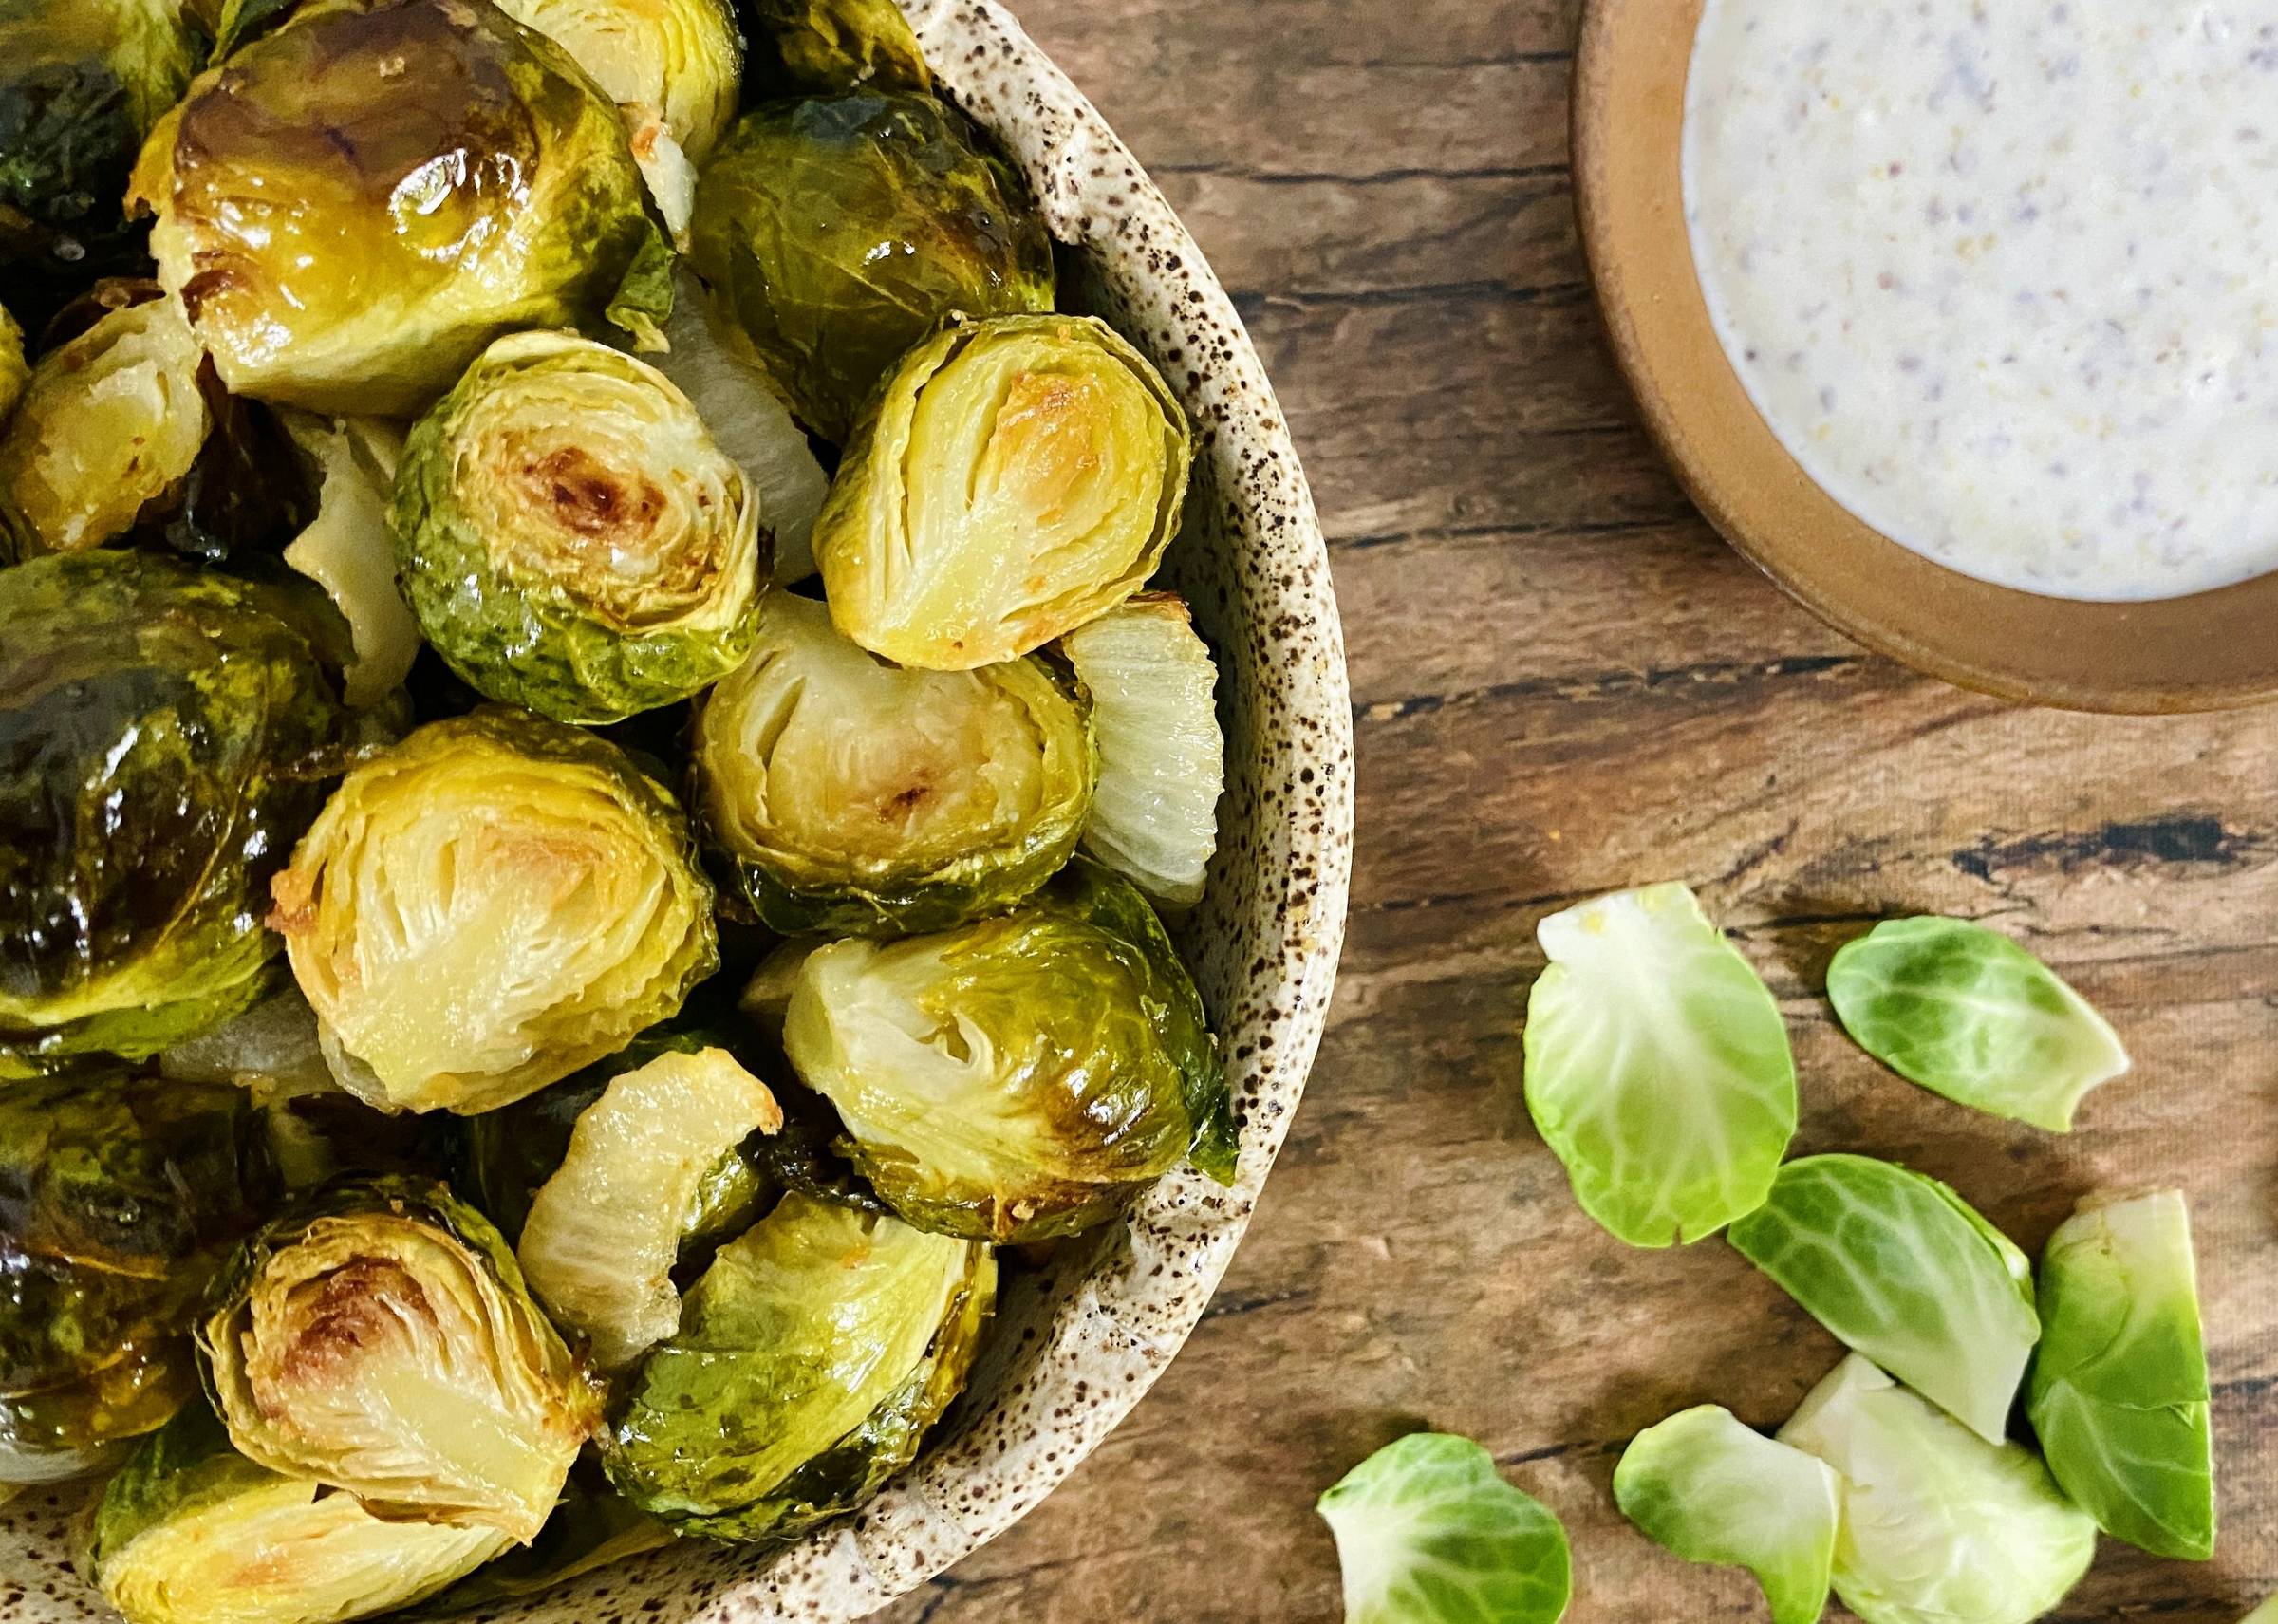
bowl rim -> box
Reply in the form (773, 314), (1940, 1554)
(693, 2), (1355, 1617)
(1573, 0), (2278, 716)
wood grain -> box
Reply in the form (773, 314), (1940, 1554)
(878, 2), (2278, 1618)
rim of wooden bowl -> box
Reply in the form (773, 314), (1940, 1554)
(1572, 0), (2278, 715)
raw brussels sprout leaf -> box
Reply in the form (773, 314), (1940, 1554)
(1781, 1355), (2096, 1624)
(1316, 1433), (1571, 1624)
(1613, 1406), (1837, 1624)
(1828, 917), (2129, 1131)
(517, 1046), (783, 1371)
(1521, 883), (1797, 1247)
(2028, 1189), (2215, 1559)
(1728, 1155), (2038, 1446)
(82, 1402), (514, 1624)
(1060, 593), (1225, 908)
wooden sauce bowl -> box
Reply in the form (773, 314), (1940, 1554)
(1573, 0), (2278, 713)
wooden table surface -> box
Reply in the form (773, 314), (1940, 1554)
(881, 2), (2278, 1619)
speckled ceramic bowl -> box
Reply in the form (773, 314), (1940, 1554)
(0, 2), (1353, 1620)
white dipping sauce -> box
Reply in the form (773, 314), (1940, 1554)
(1682, 1), (2278, 601)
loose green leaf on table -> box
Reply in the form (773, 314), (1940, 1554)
(1780, 1356), (2096, 1624)
(1728, 1154), (2038, 1445)
(1316, 1433), (1571, 1624)
(1827, 917), (2129, 1131)
(2028, 1189), (2215, 1559)
(1522, 883), (1797, 1247)
(1613, 1406), (1838, 1624)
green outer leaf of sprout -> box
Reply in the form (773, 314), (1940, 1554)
(1780, 1355), (2096, 1624)
(1827, 917), (2128, 1131)
(1729, 1154), (2038, 1445)
(2241, 1598), (2278, 1624)
(2027, 1189), (2215, 1559)
(1316, 1433), (1571, 1624)
(1522, 883), (1797, 1247)
(1613, 1405), (1837, 1624)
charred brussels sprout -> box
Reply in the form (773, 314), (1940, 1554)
(0, 1074), (273, 1485)
(495, 0), (740, 239)
(0, 295), (205, 557)
(740, 0), (931, 96)
(816, 314), (1194, 669)
(517, 1043), (783, 1371)
(271, 709), (719, 1115)
(0, 552), (349, 1077)
(198, 1177), (601, 1543)
(80, 1402), (516, 1624)
(689, 90), (1055, 441)
(0, 0), (196, 299)
(0, 305), (26, 424)
(776, 858), (1235, 1242)
(603, 1193), (993, 1539)
(393, 330), (770, 725)
(134, 0), (672, 416)
(691, 590), (1096, 936)
(1059, 593), (1225, 907)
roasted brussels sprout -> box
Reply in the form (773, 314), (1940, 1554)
(691, 590), (1096, 936)
(518, 1044), (782, 1370)
(740, 0), (931, 96)
(689, 90), (1055, 441)
(0, 305), (26, 424)
(0, 0), (196, 299)
(415, 1462), (672, 1612)
(0, 1074), (274, 1485)
(277, 413), (421, 708)
(603, 1193), (993, 1539)
(0, 551), (349, 1077)
(776, 858), (1236, 1242)
(133, 0), (673, 416)
(393, 330), (770, 725)
(1059, 593), (1225, 906)
(198, 1177), (601, 1542)
(271, 708), (719, 1115)
(495, 0), (740, 240)
(816, 314), (1194, 669)
(81, 1402), (516, 1624)
(0, 295), (206, 556)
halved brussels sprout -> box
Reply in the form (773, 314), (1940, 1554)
(1059, 593), (1225, 906)
(271, 708), (719, 1115)
(81, 1402), (516, 1624)
(416, 1462), (673, 1612)
(494, 0), (740, 240)
(0, 0), (196, 297)
(1780, 1355), (2096, 1624)
(278, 413), (421, 708)
(198, 1177), (601, 1543)
(603, 1193), (993, 1540)
(815, 314), (1194, 669)
(646, 265), (831, 582)
(0, 551), (349, 1077)
(0, 295), (206, 557)
(133, 0), (671, 416)
(2028, 1189), (2214, 1559)
(0, 306), (26, 424)
(519, 1045), (783, 1370)
(689, 90), (1055, 442)
(740, 0), (931, 96)
(0, 1074), (274, 1484)
(776, 859), (1235, 1242)
(692, 590), (1096, 936)
(393, 330), (769, 725)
